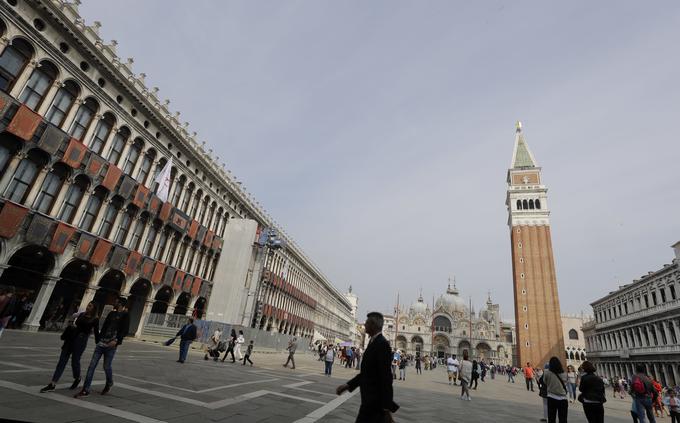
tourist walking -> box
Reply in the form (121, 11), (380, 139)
(0, 287), (16, 339)
(221, 329), (237, 363)
(490, 362), (496, 380)
(391, 349), (400, 380)
(538, 363), (549, 422)
(471, 360), (479, 390)
(415, 353), (422, 375)
(652, 379), (665, 418)
(447, 354), (459, 385)
(242, 340), (254, 366)
(630, 364), (657, 423)
(175, 317), (197, 363)
(398, 355), (407, 381)
(75, 297), (129, 397)
(459, 350), (473, 401)
(577, 360), (605, 423)
(543, 356), (568, 423)
(40, 302), (100, 393)
(335, 312), (399, 422)
(324, 343), (335, 376)
(234, 330), (245, 360)
(282, 337), (297, 369)
(507, 364), (515, 383)
(667, 390), (679, 423)
(480, 361), (487, 382)
(524, 362), (535, 392)
(346, 347), (354, 368)
(566, 365), (578, 402)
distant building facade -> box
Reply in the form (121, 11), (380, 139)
(506, 121), (565, 367)
(0, 0), (352, 341)
(562, 314), (587, 368)
(381, 283), (515, 365)
(583, 242), (680, 386)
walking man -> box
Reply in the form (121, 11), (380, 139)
(283, 337), (298, 369)
(336, 312), (399, 422)
(176, 317), (197, 363)
(242, 340), (254, 366)
(523, 362), (535, 391)
(507, 364), (515, 383)
(234, 330), (245, 360)
(324, 343), (335, 376)
(75, 297), (129, 397)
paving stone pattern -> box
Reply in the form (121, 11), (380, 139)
(0, 330), (632, 422)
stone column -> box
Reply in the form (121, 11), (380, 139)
(123, 215), (142, 249)
(81, 113), (103, 146)
(9, 60), (37, 98)
(672, 363), (680, 387)
(92, 199), (113, 236)
(37, 79), (63, 116)
(134, 300), (154, 338)
(23, 165), (52, 207)
(118, 140), (134, 172)
(60, 97), (83, 133)
(71, 189), (94, 227)
(48, 176), (74, 218)
(100, 126), (120, 162)
(22, 277), (57, 331)
(109, 209), (126, 243)
(672, 320), (680, 343)
(77, 286), (97, 312)
(0, 151), (26, 194)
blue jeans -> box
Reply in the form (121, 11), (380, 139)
(82, 344), (117, 392)
(324, 360), (333, 375)
(179, 340), (191, 362)
(566, 382), (577, 400)
(634, 397), (656, 423)
(52, 334), (88, 382)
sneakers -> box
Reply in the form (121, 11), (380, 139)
(69, 378), (81, 390)
(39, 383), (55, 393)
(101, 383), (113, 395)
(74, 390), (89, 398)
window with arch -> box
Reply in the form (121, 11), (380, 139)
(154, 228), (170, 260)
(45, 80), (79, 126)
(33, 163), (68, 213)
(516, 199), (522, 210)
(114, 204), (137, 244)
(122, 138), (143, 175)
(219, 212), (229, 237)
(80, 186), (106, 232)
(207, 202), (217, 229)
(69, 97), (98, 140)
(142, 220), (159, 256)
(0, 135), (20, 175)
(181, 182), (194, 212)
(0, 38), (34, 92)
(88, 112), (115, 154)
(58, 175), (89, 222)
(528, 199), (535, 209)
(97, 196), (123, 238)
(190, 189), (202, 217)
(4, 149), (47, 203)
(198, 196), (210, 223)
(568, 329), (579, 340)
(137, 149), (155, 184)
(107, 127), (129, 165)
(171, 174), (185, 205)
(164, 232), (180, 263)
(535, 199), (541, 209)
(522, 199), (528, 209)
(19, 60), (58, 110)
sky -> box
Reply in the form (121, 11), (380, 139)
(80, 1), (680, 322)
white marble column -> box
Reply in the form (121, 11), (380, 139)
(9, 60), (37, 98)
(37, 79), (63, 116)
(22, 277), (57, 331)
(0, 151), (26, 194)
(24, 165), (51, 207)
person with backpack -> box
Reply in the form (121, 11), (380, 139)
(40, 302), (100, 393)
(324, 343), (335, 376)
(537, 363), (549, 422)
(577, 360), (606, 423)
(543, 356), (568, 423)
(630, 364), (657, 423)
(398, 355), (407, 381)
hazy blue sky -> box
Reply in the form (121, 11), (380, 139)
(81, 1), (680, 322)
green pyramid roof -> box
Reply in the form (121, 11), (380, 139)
(513, 135), (536, 168)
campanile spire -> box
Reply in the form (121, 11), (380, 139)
(506, 122), (564, 367)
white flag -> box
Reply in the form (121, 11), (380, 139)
(155, 158), (172, 202)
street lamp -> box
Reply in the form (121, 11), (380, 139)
(248, 228), (285, 329)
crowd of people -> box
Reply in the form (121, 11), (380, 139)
(0, 286), (35, 336)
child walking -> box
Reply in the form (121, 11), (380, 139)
(242, 340), (254, 366)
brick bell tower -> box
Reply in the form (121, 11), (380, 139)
(506, 121), (565, 368)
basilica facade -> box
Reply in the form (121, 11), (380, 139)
(383, 284), (516, 365)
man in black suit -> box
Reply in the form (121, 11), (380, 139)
(336, 312), (399, 423)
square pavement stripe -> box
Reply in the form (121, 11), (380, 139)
(0, 380), (165, 423)
(293, 389), (359, 423)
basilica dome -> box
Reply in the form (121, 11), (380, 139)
(410, 295), (429, 315)
(436, 284), (468, 315)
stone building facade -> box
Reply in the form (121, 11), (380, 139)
(0, 0), (352, 341)
(382, 284), (515, 365)
(583, 242), (680, 386)
(506, 122), (565, 367)
(562, 314), (587, 368)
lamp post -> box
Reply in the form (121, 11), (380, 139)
(246, 228), (284, 329)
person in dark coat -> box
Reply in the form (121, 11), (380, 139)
(176, 317), (198, 363)
(221, 329), (237, 363)
(578, 360), (606, 423)
(75, 297), (129, 397)
(336, 312), (399, 423)
(40, 301), (100, 393)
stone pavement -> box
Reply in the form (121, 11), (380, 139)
(0, 330), (632, 422)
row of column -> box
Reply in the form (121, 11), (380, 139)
(588, 317), (680, 352)
(597, 283), (676, 324)
(599, 361), (679, 387)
